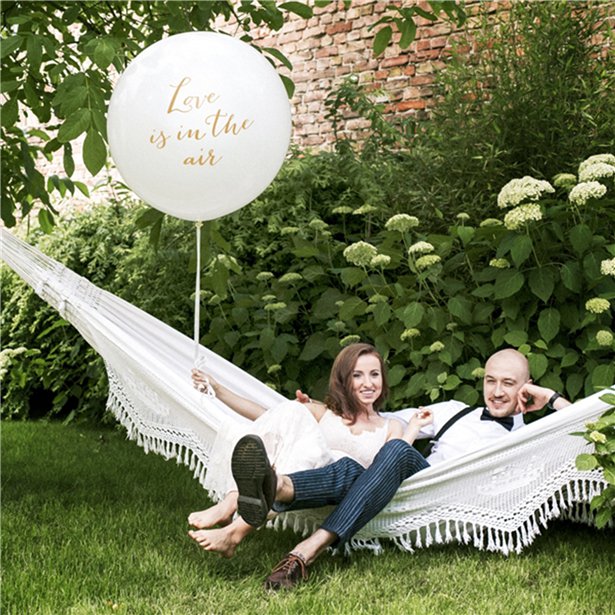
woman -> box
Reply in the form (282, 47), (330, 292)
(187, 342), (431, 557)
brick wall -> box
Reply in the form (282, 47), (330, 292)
(219, 0), (491, 149)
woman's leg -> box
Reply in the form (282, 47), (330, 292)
(187, 491), (238, 529)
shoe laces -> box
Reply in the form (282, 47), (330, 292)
(271, 552), (308, 580)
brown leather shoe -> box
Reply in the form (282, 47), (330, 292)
(231, 434), (276, 527)
(264, 552), (309, 590)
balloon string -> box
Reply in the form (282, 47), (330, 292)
(194, 221), (203, 365)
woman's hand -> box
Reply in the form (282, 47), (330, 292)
(191, 368), (218, 395)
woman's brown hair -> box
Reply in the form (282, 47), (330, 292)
(324, 342), (389, 423)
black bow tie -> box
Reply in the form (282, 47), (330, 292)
(480, 408), (514, 431)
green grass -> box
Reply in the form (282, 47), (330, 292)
(2, 422), (614, 615)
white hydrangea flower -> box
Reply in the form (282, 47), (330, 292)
(503, 203), (543, 230)
(343, 241), (378, 267)
(578, 153), (615, 174)
(585, 298), (610, 314)
(264, 302), (287, 311)
(333, 320), (346, 331)
(385, 213), (420, 232)
(569, 181), (607, 206)
(308, 218), (329, 232)
(456, 212), (470, 222)
(267, 364), (282, 374)
(279, 272), (302, 283)
(340, 335), (361, 347)
(600, 258), (615, 277)
(400, 328), (420, 341)
(261, 294), (277, 302)
(497, 176), (555, 209)
(371, 254), (391, 268)
(368, 294), (388, 304)
(353, 204), (379, 215)
(415, 254), (442, 270)
(480, 218), (503, 227)
(256, 272), (274, 281)
(471, 367), (485, 379)
(589, 430), (607, 444)
(280, 226), (300, 235)
(489, 258), (510, 269)
(578, 162), (615, 183)
(553, 173), (577, 188)
(0, 347), (29, 380)
(332, 206), (354, 215)
(430, 341), (445, 353)
(596, 330), (614, 346)
(408, 241), (435, 254)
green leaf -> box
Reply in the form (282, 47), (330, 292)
(63, 143), (75, 177)
(575, 453), (598, 471)
(529, 268), (555, 303)
(57, 108), (90, 143)
(280, 74), (295, 98)
(569, 224), (592, 255)
(537, 308), (560, 343)
(599, 392), (615, 406)
(263, 46), (293, 71)
(374, 302), (391, 327)
(528, 353), (549, 380)
(510, 234), (533, 267)
(398, 18), (417, 49)
(399, 302), (425, 328)
(373, 26), (392, 56)
(593, 364), (615, 389)
(38, 208), (55, 233)
(135, 208), (165, 229)
(560, 263), (581, 292)
(82, 129), (106, 176)
(561, 350), (579, 368)
(339, 296), (366, 320)
(26, 34), (42, 72)
(503, 330), (527, 347)
(493, 270), (525, 300)
(340, 267), (366, 287)
(388, 364), (406, 387)
(456, 225), (475, 245)
(94, 39), (115, 69)
(279, 2), (313, 19)
(299, 332), (328, 361)
(595, 507), (613, 529)
(448, 296), (472, 325)
(1, 35), (23, 59)
(566, 372), (584, 399)
(604, 467), (615, 485)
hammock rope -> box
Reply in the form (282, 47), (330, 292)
(1, 227), (612, 555)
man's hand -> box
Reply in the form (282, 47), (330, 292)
(517, 383), (570, 413)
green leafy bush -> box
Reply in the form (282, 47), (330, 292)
(575, 392), (615, 527)
(0, 203), (197, 421)
(408, 0), (615, 223)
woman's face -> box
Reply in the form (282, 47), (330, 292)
(350, 353), (383, 409)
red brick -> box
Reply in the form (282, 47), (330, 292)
(381, 55), (408, 68)
(326, 22), (353, 35)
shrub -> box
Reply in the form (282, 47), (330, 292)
(409, 0), (614, 222)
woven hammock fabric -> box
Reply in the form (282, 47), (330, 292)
(1, 227), (612, 555)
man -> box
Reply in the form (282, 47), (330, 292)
(231, 348), (571, 590)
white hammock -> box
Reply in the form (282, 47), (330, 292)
(1, 227), (612, 556)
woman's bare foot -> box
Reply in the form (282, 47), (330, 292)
(188, 517), (255, 558)
(188, 492), (238, 529)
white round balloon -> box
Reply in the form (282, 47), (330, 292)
(107, 32), (291, 221)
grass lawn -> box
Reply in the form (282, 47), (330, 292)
(2, 421), (614, 615)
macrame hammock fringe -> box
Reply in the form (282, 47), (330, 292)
(2, 228), (613, 557)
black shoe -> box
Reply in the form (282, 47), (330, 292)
(231, 434), (276, 527)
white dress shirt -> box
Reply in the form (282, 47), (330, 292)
(394, 400), (525, 465)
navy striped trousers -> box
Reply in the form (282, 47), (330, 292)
(272, 439), (429, 546)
